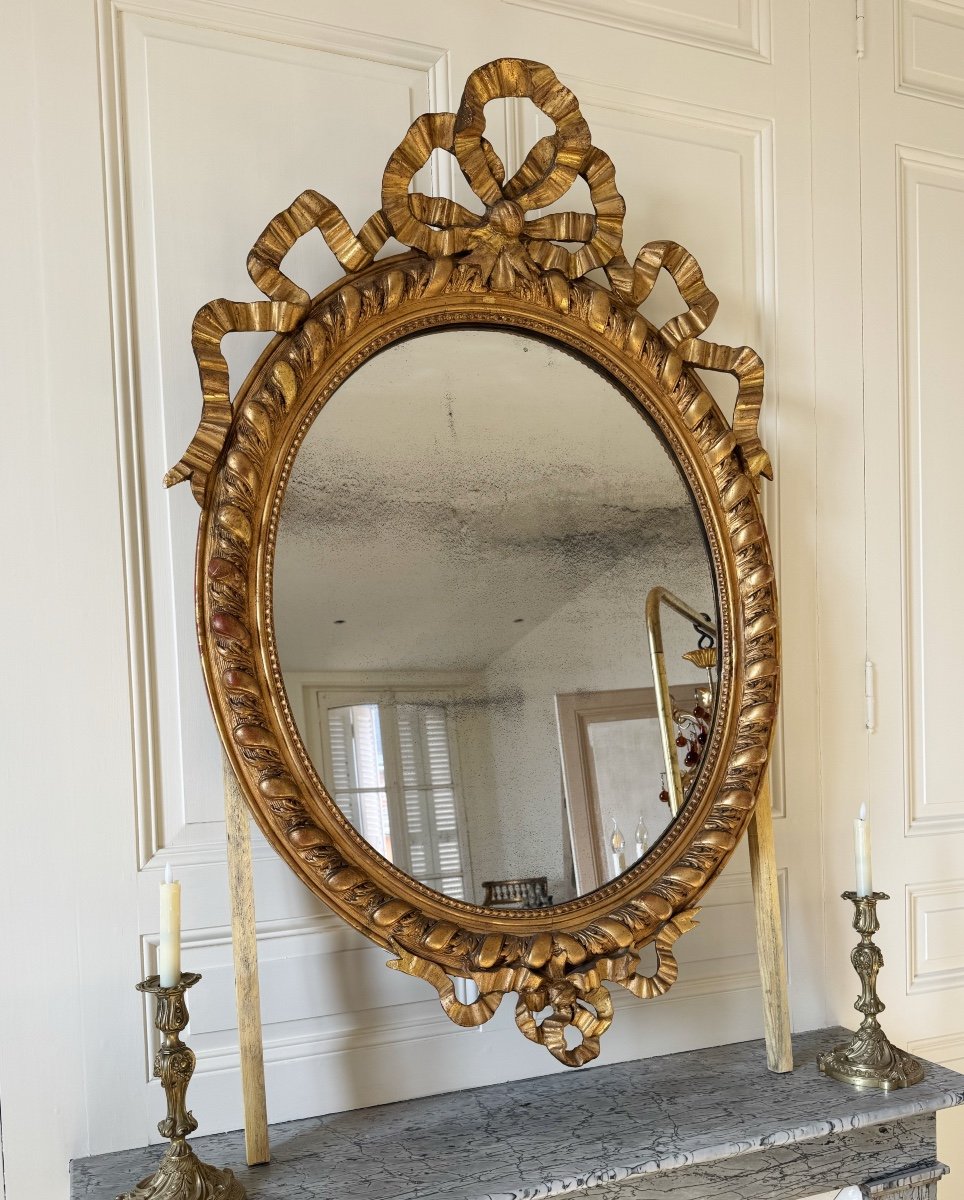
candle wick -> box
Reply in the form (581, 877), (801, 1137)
(165, 863), (174, 885)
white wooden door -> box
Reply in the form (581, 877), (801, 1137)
(850, 2), (964, 1192)
(3, 1), (830, 1193)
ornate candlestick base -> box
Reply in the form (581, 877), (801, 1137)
(119, 973), (246, 1200)
(817, 892), (924, 1091)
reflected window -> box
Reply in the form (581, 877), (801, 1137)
(321, 695), (470, 900)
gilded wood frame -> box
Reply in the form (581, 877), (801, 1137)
(169, 59), (778, 1067)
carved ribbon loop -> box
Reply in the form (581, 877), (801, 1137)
(454, 58), (591, 209)
(381, 112), (481, 261)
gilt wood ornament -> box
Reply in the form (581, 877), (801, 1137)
(170, 59), (778, 1067)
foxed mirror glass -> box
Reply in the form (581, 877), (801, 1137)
(274, 328), (718, 909)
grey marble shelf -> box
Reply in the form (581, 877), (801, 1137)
(71, 1027), (964, 1200)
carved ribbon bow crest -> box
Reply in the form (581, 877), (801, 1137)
(167, 57), (771, 503)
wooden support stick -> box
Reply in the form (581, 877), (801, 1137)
(747, 772), (794, 1073)
(223, 757), (271, 1164)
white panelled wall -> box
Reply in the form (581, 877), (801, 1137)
(2, 1), (963, 1198)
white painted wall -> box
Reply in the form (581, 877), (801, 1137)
(2, 1), (962, 1198)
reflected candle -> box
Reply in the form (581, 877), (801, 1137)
(159, 863), (182, 987)
(610, 818), (627, 879)
(854, 802), (873, 897)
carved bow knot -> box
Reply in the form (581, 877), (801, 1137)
(462, 198), (532, 290)
(379, 59), (626, 294)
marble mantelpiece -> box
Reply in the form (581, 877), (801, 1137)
(70, 1027), (964, 1200)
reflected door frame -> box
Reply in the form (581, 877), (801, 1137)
(556, 685), (692, 894)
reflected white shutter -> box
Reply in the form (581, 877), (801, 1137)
(396, 703), (465, 898)
(326, 704), (391, 857)
(326, 706), (357, 821)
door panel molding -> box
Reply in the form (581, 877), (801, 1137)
(908, 878), (964, 993)
(898, 0), (964, 109)
(501, 0), (771, 63)
(897, 147), (964, 836)
(97, 0), (451, 866)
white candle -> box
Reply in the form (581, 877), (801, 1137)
(159, 863), (182, 987)
(854, 802), (873, 897)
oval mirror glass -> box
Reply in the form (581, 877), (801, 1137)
(273, 329), (719, 908)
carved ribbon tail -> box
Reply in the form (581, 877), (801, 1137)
(676, 338), (772, 485)
(566, 909), (701, 1001)
(388, 941), (519, 1028)
(621, 908), (701, 998)
(164, 191), (391, 503)
(605, 239), (771, 486)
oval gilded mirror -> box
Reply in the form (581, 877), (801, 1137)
(171, 58), (779, 1066)
(273, 328), (719, 908)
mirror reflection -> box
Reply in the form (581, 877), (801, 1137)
(273, 330), (718, 907)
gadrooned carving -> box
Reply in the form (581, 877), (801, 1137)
(170, 59), (778, 1066)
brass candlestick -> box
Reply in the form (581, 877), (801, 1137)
(817, 892), (924, 1090)
(119, 973), (245, 1200)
